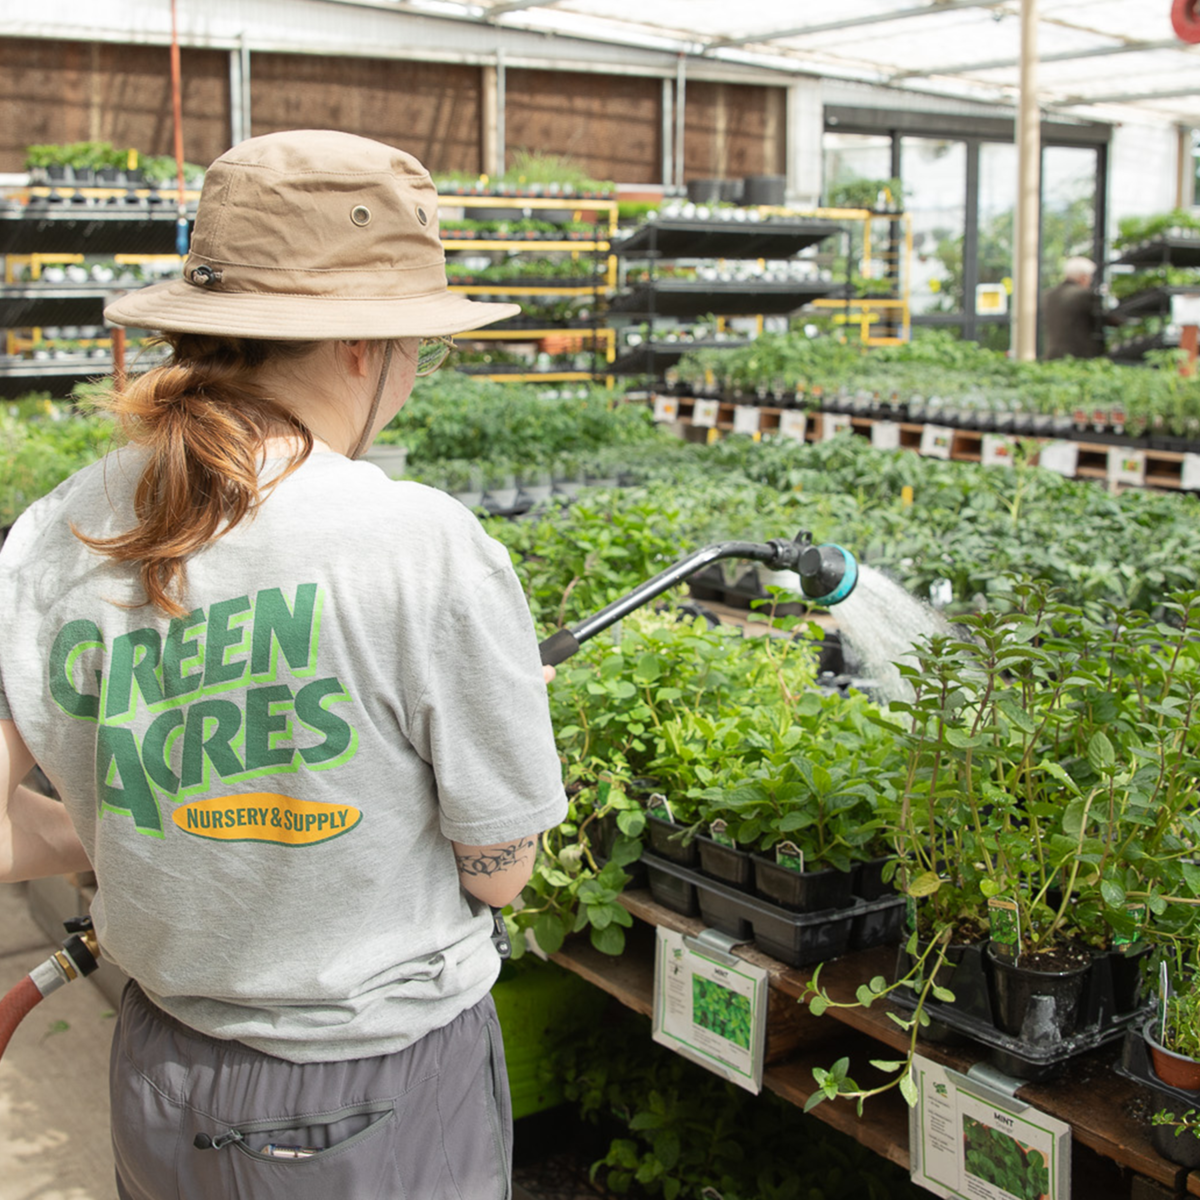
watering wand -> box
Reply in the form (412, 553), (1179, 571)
(0, 917), (99, 1063)
(538, 529), (858, 667)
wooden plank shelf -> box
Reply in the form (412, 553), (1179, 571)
(633, 396), (1200, 496)
(548, 887), (1194, 1197)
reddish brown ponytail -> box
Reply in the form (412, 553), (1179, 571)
(75, 334), (320, 618)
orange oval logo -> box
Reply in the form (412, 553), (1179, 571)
(171, 793), (361, 846)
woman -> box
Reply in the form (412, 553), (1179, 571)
(0, 130), (566, 1199)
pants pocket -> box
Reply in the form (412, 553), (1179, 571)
(188, 1101), (401, 1200)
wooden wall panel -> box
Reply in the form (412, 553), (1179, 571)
(0, 39), (230, 172)
(684, 82), (787, 182)
(505, 70), (661, 185)
(250, 56), (482, 176)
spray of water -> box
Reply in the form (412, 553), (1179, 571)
(833, 565), (948, 704)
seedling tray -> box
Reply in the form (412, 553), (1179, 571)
(1115, 1028), (1200, 1168)
(1116, 1022), (1200, 1109)
(644, 852), (887, 968)
(890, 940), (1151, 1081)
(645, 814), (699, 866)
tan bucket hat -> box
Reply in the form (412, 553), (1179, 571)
(104, 130), (520, 340)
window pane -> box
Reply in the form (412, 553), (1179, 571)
(1040, 146), (1097, 287)
(901, 137), (967, 315)
(823, 133), (893, 207)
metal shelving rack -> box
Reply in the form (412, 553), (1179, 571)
(1107, 233), (1200, 364)
(440, 193), (619, 384)
(607, 213), (843, 382)
(0, 186), (195, 398)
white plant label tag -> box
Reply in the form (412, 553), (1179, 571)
(1171, 292), (1200, 326)
(648, 793), (675, 823)
(733, 405), (761, 435)
(709, 819), (734, 847)
(652, 926), (767, 1095)
(775, 840), (805, 874)
(1038, 440), (1078, 478)
(652, 394), (679, 423)
(692, 398), (720, 428)
(1107, 447), (1146, 487)
(821, 413), (852, 441)
(1182, 453), (1200, 492)
(909, 1056), (1072, 1200)
(919, 424), (955, 459)
(872, 420), (901, 450)
(982, 434), (1015, 468)
(779, 410), (808, 441)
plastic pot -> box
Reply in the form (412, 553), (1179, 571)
(1144, 1018), (1200, 1092)
(987, 944), (1092, 1040)
(645, 814), (698, 866)
(854, 855), (895, 902)
(696, 834), (752, 891)
(751, 855), (854, 913)
(1150, 1119), (1200, 1169)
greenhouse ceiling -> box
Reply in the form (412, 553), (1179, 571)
(403, 0), (1200, 124)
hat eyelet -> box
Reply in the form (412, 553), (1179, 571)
(351, 205), (372, 227)
(416, 207), (428, 226)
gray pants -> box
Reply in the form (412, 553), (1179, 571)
(110, 980), (512, 1200)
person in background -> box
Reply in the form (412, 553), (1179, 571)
(1040, 256), (1114, 360)
(0, 130), (565, 1200)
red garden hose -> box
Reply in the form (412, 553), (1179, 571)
(1173, 0), (1200, 43)
(0, 918), (99, 1063)
(0, 976), (45, 1061)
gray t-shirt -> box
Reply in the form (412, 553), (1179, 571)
(0, 448), (566, 1062)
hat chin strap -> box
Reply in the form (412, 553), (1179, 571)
(349, 340), (395, 461)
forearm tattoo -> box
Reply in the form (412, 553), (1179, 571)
(454, 837), (536, 878)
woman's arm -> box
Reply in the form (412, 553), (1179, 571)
(0, 720), (91, 883)
(451, 834), (539, 909)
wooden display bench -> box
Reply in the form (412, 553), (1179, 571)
(550, 888), (1200, 1200)
(25, 872), (1198, 1196)
(639, 395), (1195, 495)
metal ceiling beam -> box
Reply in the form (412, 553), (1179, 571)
(485, 0), (560, 17)
(890, 37), (1186, 81)
(701, 0), (1010, 53)
(1047, 84), (1200, 107)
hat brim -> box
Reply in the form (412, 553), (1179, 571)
(103, 279), (521, 340)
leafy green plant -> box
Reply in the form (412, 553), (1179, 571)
(553, 1009), (930, 1200)
(1151, 1107), (1200, 1143)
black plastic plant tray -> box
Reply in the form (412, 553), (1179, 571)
(645, 814), (699, 866)
(848, 896), (906, 951)
(1115, 1029), (1200, 1167)
(1112, 235), (1200, 268)
(1116, 1022), (1200, 1109)
(0, 210), (188, 256)
(615, 218), (841, 259)
(696, 834), (753, 890)
(0, 285), (110, 327)
(889, 940), (1151, 1081)
(645, 854), (699, 918)
(642, 852), (864, 968)
(609, 280), (835, 319)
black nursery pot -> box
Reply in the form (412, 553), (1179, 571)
(987, 943), (1093, 1040)
(854, 855), (895, 902)
(1151, 1121), (1200, 1170)
(696, 834), (753, 891)
(751, 854), (854, 913)
(645, 814), (698, 866)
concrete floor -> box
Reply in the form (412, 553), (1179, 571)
(0, 880), (119, 1200)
